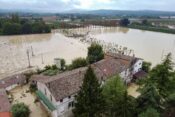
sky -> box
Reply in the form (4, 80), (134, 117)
(0, 0), (175, 12)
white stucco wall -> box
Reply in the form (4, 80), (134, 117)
(56, 95), (75, 116)
(132, 59), (143, 74)
(37, 82), (75, 117)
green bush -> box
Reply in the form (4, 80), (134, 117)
(11, 103), (30, 117)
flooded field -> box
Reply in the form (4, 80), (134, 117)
(1, 27), (175, 79)
(68, 27), (175, 66)
(0, 33), (88, 79)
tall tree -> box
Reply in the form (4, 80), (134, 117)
(137, 82), (162, 112)
(150, 53), (175, 98)
(87, 43), (104, 64)
(137, 53), (175, 114)
(102, 76), (136, 117)
(73, 66), (105, 117)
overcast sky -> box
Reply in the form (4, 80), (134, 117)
(0, 0), (175, 12)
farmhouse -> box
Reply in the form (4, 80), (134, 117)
(32, 53), (143, 117)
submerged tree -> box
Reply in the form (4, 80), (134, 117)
(73, 66), (105, 117)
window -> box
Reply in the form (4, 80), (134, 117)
(50, 95), (52, 102)
(68, 102), (71, 109)
(44, 88), (47, 95)
(68, 101), (74, 109)
(60, 99), (63, 102)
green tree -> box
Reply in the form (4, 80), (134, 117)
(32, 22), (44, 33)
(22, 23), (32, 34)
(138, 108), (160, 117)
(11, 103), (30, 117)
(73, 66), (105, 117)
(142, 61), (152, 73)
(87, 43), (104, 64)
(44, 25), (51, 33)
(70, 57), (87, 70)
(163, 93), (175, 117)
(60, 59), (66, 70)
(137, 53), (175, 114)
(150, 53), (175, 98)
(3, 22), (21, 35)
(103, 76), (136, 117)
(11, 14), (20, 23)
(137, 82), (162, 112)
(142, 19), (148, 25)
(120, 18), (130, 26)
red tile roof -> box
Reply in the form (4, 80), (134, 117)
(0, 112), (12, 117)
(0, 74), (26, 89)
(0, 89), (11, 113)
(32, 53), (139, 101)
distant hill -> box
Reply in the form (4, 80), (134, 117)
(64, 9), (175, 17)
(1, 9), (175, 17)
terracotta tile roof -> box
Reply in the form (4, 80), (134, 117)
(0, 112), (12, 117)
(32, 54), (139, 101)
(46, 67), (87, 101)
(0, 89), (11, 113)
(92, 58), (129, 79)
(0, 74), (26, 89)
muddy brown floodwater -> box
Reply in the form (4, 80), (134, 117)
(10, 85), (49, 117)
(0, 33), (88, 79)
(1, 27), (175, 79)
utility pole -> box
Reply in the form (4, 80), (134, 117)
(31, 46), (34, 56)
(26, 49), (31, 68)
(41, 53), (44, 64)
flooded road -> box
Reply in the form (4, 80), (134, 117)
(1, 27), (175, 79)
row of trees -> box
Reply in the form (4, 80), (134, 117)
(0, 14), (51, 35)
(73, 53), (175, 117)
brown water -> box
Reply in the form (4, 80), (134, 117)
(1, 27), (175, 79)
(0, 33), (88, 78)
(70, 27), (175, 66)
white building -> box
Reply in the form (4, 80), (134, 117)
(32, 53), (143, 117)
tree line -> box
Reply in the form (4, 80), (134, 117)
(0, 14), (51, 35)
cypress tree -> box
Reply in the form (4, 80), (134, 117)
(73, 66), (105, 117)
